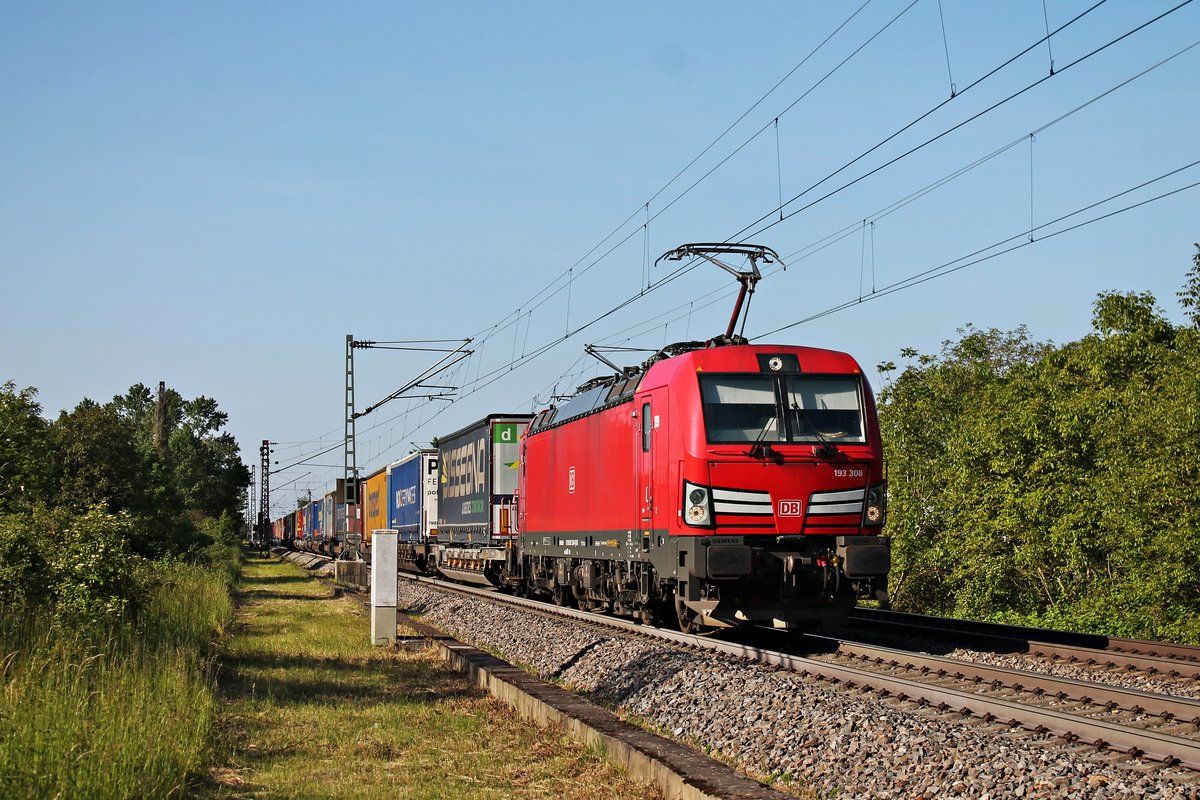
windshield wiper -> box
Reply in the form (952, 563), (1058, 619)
(791, 402), (839, 458)
(747, 413), (783, 462)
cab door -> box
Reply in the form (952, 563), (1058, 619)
(636, 395), (654, 528)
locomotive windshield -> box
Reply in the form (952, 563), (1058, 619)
(699, 374), (865, 444)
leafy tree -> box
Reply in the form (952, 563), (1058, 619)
(878, 325), (1050, 612)
(169, 395), (250, 521)
(41, 384), (249, 557)
(51, 399), (149, 516)
(107, 385), (250, 527)
(0, 382), (54, 512)
(1178, 243), (1200, 328)
(878, 255), (1200, 643)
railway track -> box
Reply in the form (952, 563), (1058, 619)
(804, 634), (1200, 764)
(847, 607), (1200, 678)
(395, 572), (1200, 774)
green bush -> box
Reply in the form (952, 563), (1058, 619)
(0, 506), (147, 625)
(0, 513), (50, 611)
(48, 507), (146, 625)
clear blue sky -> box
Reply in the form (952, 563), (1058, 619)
(4, 1), (1197, 518)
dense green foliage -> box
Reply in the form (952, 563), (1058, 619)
(0, 380), (249, 797)
(879, 246), (1200, 642)
(0, 381), (250, 621)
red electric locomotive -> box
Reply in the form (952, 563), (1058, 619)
(514, 244), (889, 630)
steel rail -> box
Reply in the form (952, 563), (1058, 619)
(400, 574), (1200, 770)
(813, 635), (1200, 724)
(1105, 636), (1200, 662)
(850, 608), (1200, 661)
(848, 608), (1200, 678)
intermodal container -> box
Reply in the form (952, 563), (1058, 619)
(313, 499), (325, 543)
(322, 491), (336, 542)
(436, 415), (531, 545)
(388, 450), (439, 543)
(361, 467), (388, 545)
(296, 503), (308, 541)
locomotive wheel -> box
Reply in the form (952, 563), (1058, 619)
(674, 595), (702, 634)
(554, 585), (572, 607)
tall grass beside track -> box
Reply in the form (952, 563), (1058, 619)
(0, 551), (239, 799)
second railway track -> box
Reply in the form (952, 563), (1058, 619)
(847, 607), (1200, 679)
(394, 571), (1200, 782)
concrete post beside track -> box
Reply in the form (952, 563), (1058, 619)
(370, 532), (398, 645)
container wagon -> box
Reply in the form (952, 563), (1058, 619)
(388, 449), (439, 573)
(435, 415), (532, 585)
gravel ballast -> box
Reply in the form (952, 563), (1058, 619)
(398, 582), (1200, 799)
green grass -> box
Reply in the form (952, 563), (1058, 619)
(0, 558), (236, 799)
(201, 555), (661, 799)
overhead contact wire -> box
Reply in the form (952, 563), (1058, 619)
(753, 160), (1200, 339)
(732, 0), (1189, 244)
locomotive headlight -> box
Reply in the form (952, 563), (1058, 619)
(864, 481), (887, 527)
(683, 481), (712, 527)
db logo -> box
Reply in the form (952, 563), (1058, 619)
(777, 500), (803, 517)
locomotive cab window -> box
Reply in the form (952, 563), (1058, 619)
(641, 402), (652, 451)
(785, 376), (865, 443)
(700, 377), (783, 443)
(699, 374), (866, 444)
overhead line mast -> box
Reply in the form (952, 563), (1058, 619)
(341, 335), (473, 562)
(247, 464), (256, 542)
(344, 335), (360, 560)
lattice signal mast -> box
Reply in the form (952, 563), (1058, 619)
(259, 439), (270, 544)
(248, 464), (256, 541)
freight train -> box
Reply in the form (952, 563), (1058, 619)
(270, 244), (890, 630)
